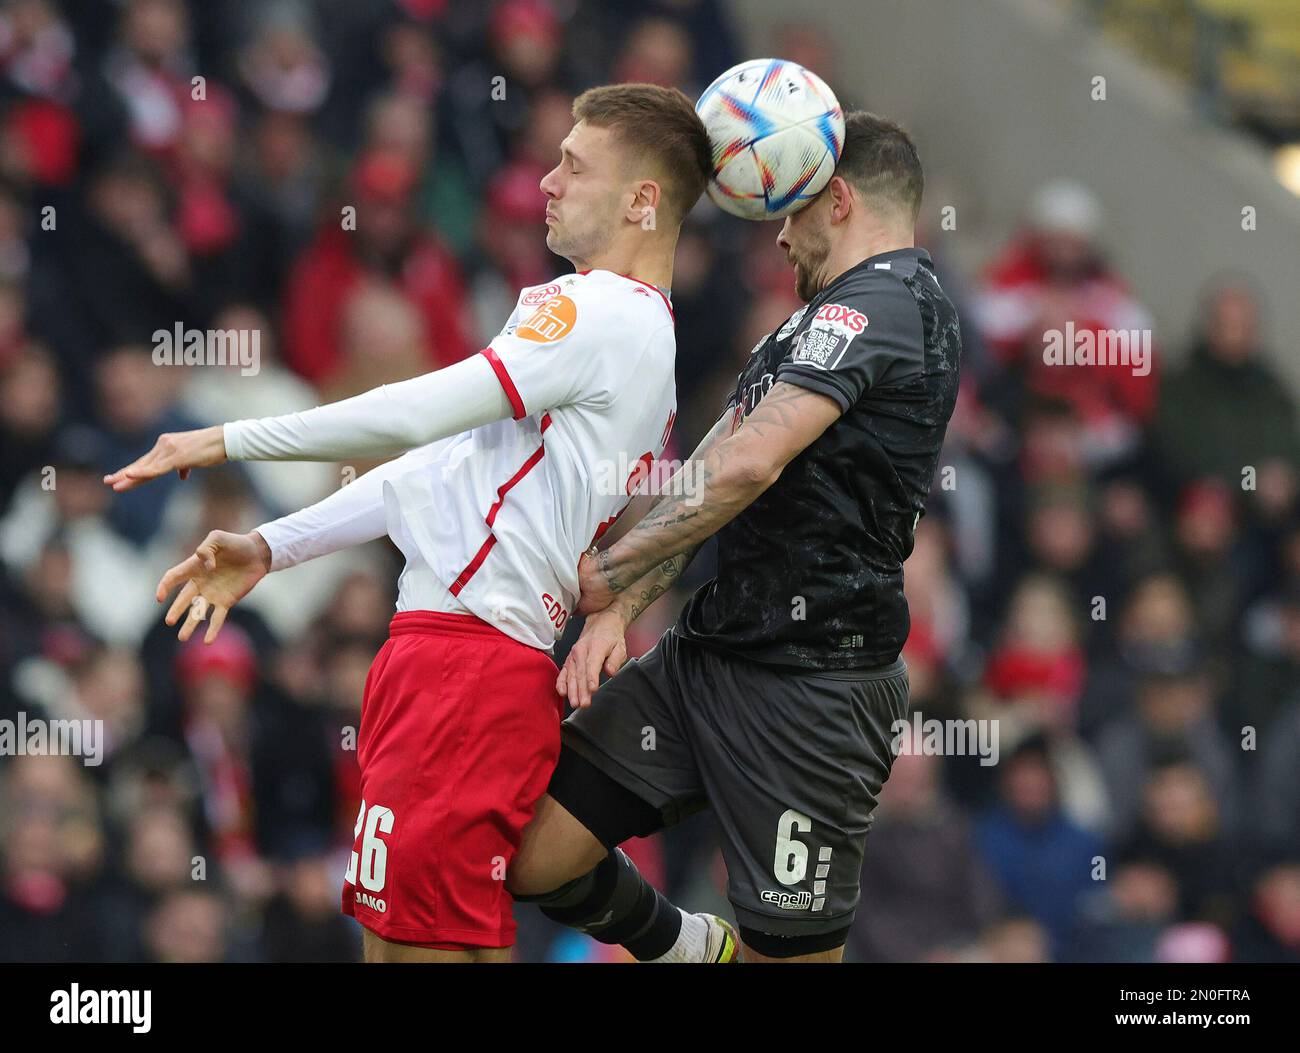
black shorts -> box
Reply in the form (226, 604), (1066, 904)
(555, 628), (909, 937)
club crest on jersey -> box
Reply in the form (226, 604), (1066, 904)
(518, 294), (577, 342)
(777, 305), (808, 341)
(792, 302), (867, 369)
(521, 283), (562, 307)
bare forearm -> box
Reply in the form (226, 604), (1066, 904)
(595, 408), (744, 608)
(597, 448), (771, 594)
(594, 383), (842, 597)
(612, 543), (703, 624)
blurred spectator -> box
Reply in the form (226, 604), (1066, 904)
(612, 17), (695, 91)
(1078, 572), (1201, 739)
(172, 624), (337, 875)
(281, 148), (471, 385)
(261, 847), (360, 962)
(468, 158), (551, 344)
(102, 0), (195, 156)
(970, 916), (1052, 963)
(1117, 761), (1246, 927)
(973, 180), (1158, 470)
(65, 153), (192, 351)
(0, 424), (160, 644)
(1232, 863), (1300, 963)
(142, 887), (229, 962)
(852, 750), (1002, 962)
(176, 301), (335, 516)
(441, 0), (565, 186)
(0, 755), (112, 961)
(364, 90), (477, 256)
(1095, 647), (1239, 843)
(0, 339), (62, 514)
(1236, 575), (1300, 722)
(94, 343), (202, 547)
(973, 736), (1104, 954)
(1253, 698), (1300, 858)
(1171, 477), (1250, 653)
(983, 574), (1086, 724)
(235, 3), (331, 117)
(1155, 278), (1299, 519)
(1067, 860), (1181, 962)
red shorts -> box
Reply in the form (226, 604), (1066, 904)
(340, 611), (562, 948)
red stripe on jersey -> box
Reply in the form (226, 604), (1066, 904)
(485, 443), (545, 527)
(448, 415), (552, 595)
(449, 534), (497, 596)
(480, 347), (526, 420)
(660, 408), (677, 448)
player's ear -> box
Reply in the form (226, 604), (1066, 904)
(828, 175), (854, 225)
(626, 178), (662, 227)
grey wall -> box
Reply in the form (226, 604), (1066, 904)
(732, 0), (1300, 388)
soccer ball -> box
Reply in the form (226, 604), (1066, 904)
(695, 58), (845, 221)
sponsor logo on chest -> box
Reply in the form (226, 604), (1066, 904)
(792, 302), (868, 370)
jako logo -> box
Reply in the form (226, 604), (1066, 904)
(50, 985), (151, 1033)
(760, 889), (813, 910)
(355, 891), (387, 913)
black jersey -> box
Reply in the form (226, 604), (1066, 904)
(676, 247), (961, 670)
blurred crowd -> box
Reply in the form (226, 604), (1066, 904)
(0, 0), (1296, 964)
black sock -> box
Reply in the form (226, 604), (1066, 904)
(537, 848), (682, 961)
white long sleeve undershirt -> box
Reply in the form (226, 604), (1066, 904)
(222, 354), (513, 463)
(253, 451), (414, 572)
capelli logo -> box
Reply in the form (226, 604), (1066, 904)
(759, 889), (812, 911)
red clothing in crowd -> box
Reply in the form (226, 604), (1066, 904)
(282, 225), (472, 385)
(975, 236), (1159, 430)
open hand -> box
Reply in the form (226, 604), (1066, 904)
(104, 425), (227, 493)
(555, 605), (629, 708)
(157, 530), (272, 643)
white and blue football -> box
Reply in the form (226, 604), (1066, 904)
(696, 58), (845, 221)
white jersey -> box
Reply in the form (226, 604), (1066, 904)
(378, 269), (676, 649)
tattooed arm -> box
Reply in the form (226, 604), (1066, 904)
(580, 408), (737, 620)
(578, 382), (843, 612)
(558, 409), (740, 706)
(558, 541), (706, 707)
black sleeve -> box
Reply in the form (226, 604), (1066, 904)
(775, 270), (924, 411)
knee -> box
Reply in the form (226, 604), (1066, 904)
(504, 850), (554, 898)
(507, 842), (606, 901)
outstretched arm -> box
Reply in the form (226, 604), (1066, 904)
(156, 449), (420, 642)
(105, 355), (513, 492)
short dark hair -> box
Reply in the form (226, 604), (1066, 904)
(572, 83), (711, 226)
(835, 111), (924, 223)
